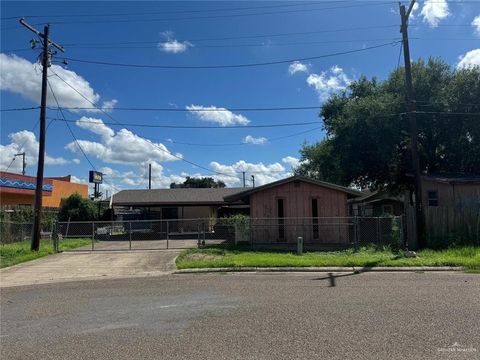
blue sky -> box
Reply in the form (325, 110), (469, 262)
(1, 1), (479, 195)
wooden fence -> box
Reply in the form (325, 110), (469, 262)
(406, 205), (480, 248)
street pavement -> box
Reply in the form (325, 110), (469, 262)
(1, 271), (479, 359)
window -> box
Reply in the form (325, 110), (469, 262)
(277, 198), (285, 240)
(427, 190), (438, 207)
(312, 198), (319, 239)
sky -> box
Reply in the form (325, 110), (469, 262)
(1, 0), (479, 196)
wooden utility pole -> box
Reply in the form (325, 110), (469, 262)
(148, 163), (152, 189)
(14, 152), (26, 175)
(20, 18), (64, 251)
(399, 1), (425, 248)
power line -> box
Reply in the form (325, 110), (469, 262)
(64, 41), (400, 69)
(46, 117), (322, 129)
(45, 105), (323, 112)
(19, 2), (393, 26)
(47, 79), (100, 173)
(60, 25), (399, 46)
(0, 106), (40, 112)
(50, 69), (239, 179)
(156, 127), (322, 147)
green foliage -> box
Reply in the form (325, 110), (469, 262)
(0, 238), (91, 268)
(217, 214), (250, 226)
(58, 193), (99, 221)
(296, 59), (480, 191)
(170, 176), (226, 189)
(176, 246), (480, 270)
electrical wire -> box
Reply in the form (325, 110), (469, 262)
(152, 127), (322, 147)
(50, 69), (240, 179)
(22, 2), (393, 26)
(65, 41), (400, 69)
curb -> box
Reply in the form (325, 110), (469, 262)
(174, 266), (464, 274)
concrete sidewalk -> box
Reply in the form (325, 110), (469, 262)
(0, 250), (179, 288)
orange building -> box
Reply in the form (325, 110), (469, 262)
(0, 171), (88, 208)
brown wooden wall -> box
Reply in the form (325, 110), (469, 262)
(249, 181), (349, 244)
(422, 179), (480, 208)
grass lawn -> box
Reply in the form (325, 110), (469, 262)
(176, 246), (480, 270)
(0, 239), (91, 269)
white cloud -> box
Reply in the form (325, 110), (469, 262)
(243, 135), (268, 145)
(472, 15), (480, 36)
(457, 49), (480, 69)
(0, 54), (115, 112)
(186, 105), (250, 126)
(72, 159), (81, 164)
(282, 156), (300, 169)
(421, 0), (450, 28)
(157, 30), (193, 54)
(0, 130), (71, 173)
(288, 61), (309, 75)
(306, 65), (351, 100)
(65, 117), (182, 166)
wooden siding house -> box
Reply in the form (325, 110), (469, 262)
(225, 176), (362, 246)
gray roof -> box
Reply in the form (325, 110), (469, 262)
(112, 187), (245, 206)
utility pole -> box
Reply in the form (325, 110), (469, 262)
(148, 163), (152, 189)
(399, 1), (425, 248)
(20, 18), (64, 251)
(251, 175), (255, 188)
(14, 152), (26, 175)
(242, 172), (246, 188)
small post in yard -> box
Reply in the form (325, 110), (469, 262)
(197, 223), (201, 248)
(353, 217), (359, 251)
(91, 222), (95, 251)
(129, 222), (132, 250)
(166, 220), (169, 249)
(297, 236), (303, 255)
(376, 217), (381, 246)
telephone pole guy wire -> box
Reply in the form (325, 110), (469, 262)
(19, 17), (64, 251)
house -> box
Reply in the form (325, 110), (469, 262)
(350, 191), (405, 217)
(111, 187), (246, 232)
(224, 176), (362, 246)
(0, 171), (88, 209)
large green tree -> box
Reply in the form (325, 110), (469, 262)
(296, 58), (480, 192)
(58, 193), (99, 221)
(170, 176), (226, 189)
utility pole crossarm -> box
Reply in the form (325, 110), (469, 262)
(406, 0), (417, 19)
(19, 18), (65, 52)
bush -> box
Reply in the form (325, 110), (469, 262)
(58, 193), (99, 221)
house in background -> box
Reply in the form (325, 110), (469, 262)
(0, 171), (88, 209)
(349, 191), (405, 217)
(224, 176), (362, 246)
(111, 187), (247, 232)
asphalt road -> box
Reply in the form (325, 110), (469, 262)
(1, 272), (479, 360)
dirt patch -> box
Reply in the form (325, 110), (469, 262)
(185, 253), (223, 262)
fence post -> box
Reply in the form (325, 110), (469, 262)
(353, 217), (359, 251)
(376, 217), (380, 246)
(400, 216), (406, 250)
(166, 220), (169, 249)
(197, 224), (201, 248)
(91, 222), (95, 251)
(129, 222), (132, 250)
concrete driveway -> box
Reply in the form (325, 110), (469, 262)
(0, 250), (179, 288)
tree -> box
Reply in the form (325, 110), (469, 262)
(170, 176), (226, 189)
(58, 193), (99, 221)
(296, 58), (480, 192)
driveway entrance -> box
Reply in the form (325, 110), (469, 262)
(0, 249), (179, 288)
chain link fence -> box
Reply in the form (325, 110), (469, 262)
(1, 216), (403, 251)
